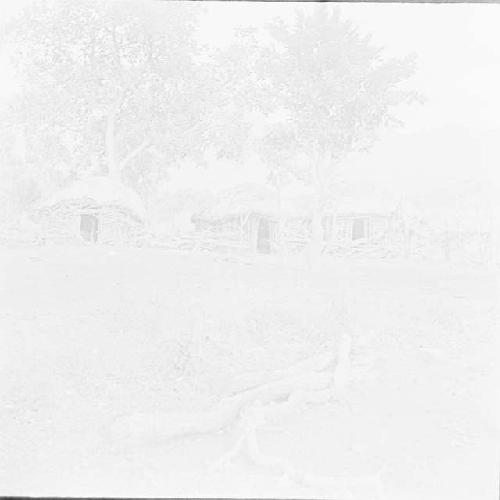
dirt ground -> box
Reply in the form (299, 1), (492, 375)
(0, 246), (498, 499)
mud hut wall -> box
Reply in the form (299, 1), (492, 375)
(197, 215), (248, 239)
(368, 215), (391, 240)
(333, 214), (392, 242)
(40, 202), (143, 245)
(281, 216), (310, 241)
(269, 219), (279, 245)
(98, 214), (124, 244)
(40, 208), (83, 244)
(97, 207), (144, 245)
(247, 215), (259, 252)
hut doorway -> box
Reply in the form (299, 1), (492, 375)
(80, 214), (99, 243)
(257, 217), (271, 254)
(352, 218), (367, 240)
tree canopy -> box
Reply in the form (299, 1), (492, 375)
(1, 2), (419, 222)
(2, 0), (215, 196)
(260, 6), (419, 205)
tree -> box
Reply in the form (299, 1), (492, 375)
(254, 122), (300, 250)
(2, 0), (213, 199)
(261, 6), (420, 256)
(202, 27), (273, 164)
(258, 123), (297, 196)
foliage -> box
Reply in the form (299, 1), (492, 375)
(261, 6), (420, 200)
(1, 2), (420, 224)
(1, 0), (214, 195)
(256, 122), (300, 191)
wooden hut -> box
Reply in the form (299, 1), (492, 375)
(191, 184), (401, 255)
(191, 183), (281, 254)
(36, 176), (146, 245)
(324, 198), (399, 247)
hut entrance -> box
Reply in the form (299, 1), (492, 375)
(257, 217), (271, 254)
(352, 218), (367, 240)
(80, 214), (99, 243)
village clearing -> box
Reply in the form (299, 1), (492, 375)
(0, 246), (498, 500)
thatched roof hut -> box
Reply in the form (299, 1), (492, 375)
(36, 176), (145, 245)
(191, 183), (283, 253)
(191, 183), (401, 254)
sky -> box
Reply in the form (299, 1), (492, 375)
(1, 1), (499, 198)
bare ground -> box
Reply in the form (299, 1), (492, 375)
(0, 247), (498, 499)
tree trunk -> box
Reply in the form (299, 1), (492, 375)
(310, 204), (324, 260)
(275, 175), (285, 256)
(90, 153), (99, 175)
(307, 150), (330, 270)
(326, 206), (339, 255)
(15, 125), (27, 166)
(105, 108), (119, 180)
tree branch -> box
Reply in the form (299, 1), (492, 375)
(119, 138), (151, 170)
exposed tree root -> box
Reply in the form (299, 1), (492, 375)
(111, 339), (384, 497)
(208, 392), (384, 500)
(110, 350), (336, 446)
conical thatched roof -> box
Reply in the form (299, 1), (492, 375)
(39, 176), (146, 220)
